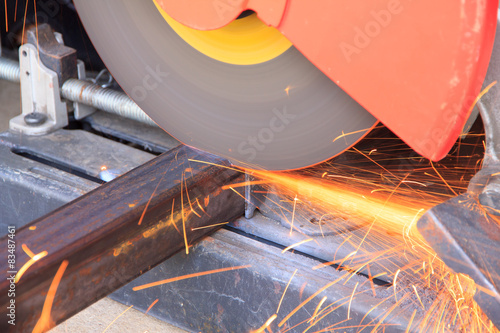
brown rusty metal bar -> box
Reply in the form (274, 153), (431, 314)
(0, 145), (245, 332)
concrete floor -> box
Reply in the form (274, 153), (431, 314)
(0, 80), (187, 332)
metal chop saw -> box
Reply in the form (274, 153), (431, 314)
(73, 0), (500, 327)
(74, 0), (498, 170)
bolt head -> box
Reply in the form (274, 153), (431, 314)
(24, 112), (47, 126)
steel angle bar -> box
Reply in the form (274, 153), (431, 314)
(0, 145), (245, 332)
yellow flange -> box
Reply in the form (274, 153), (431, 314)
(153, 1), (292, 65)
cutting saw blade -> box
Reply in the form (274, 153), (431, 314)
(74, 0), (377, 170)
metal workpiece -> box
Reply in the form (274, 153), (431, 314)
(0, 145), (245, 332)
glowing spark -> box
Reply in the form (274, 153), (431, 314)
(29, 226), (36, 230)
(21, 0), (29, 44)
(191, 221), (228, 231)
(347, 282), (359, 320)
(405, 309), (417, 333)
(181, 173), (189, 254)
(169, 198), (181, 235)
(101, 165), (107, 171)
(312, 251), (356, 270)
(22, 243), (35, 258)
(145, 299), (159, 315)
(412, 285), (425, 310)
(284, 85), (294, 96)
(221, 180), (268, 190)
(132, 265), (251, 291)
(309, 296), (327, 324)
(352, 147), (400, 183)
(138, 173), (164, 225)
(252, 314), (277, 333)
(332, 128), (371, 143)
(32, 260), (69, 333)
(393, 269), (401, 302)
(228, 186), (247, 202)
(195, 198), (208, 215)
(289, 195), (298, 236)
(281, 238), (313, 253)
(33, 0), (41, 79)
(430, 161), (457, 196)
(468, 81), (497, 116)
(277, 269), (297, 314)
(102, 305), (134, 333)
(278, 272), (348, 327)
(184, 175), (201, 218)
(4, 0), (8, 32)
(15, 251), (48, 283)
(401, 180), (427, 187)
(369, 149), (377, 155)
(321, 172), (327, 178)
(187, 159), (241, 173)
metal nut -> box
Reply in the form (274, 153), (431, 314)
(24, 112), (48, 126)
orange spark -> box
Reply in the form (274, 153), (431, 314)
(102, 305), (134, 333)
(181, 173), (189, 254)
(281, 238), (313, 253)
(4, 0), (8, 32)
(430, 161), (457, 196)
(277, 269), (297, 314)
(347, 282), (358, 320)
(22, 243), (35, 258)
(332, 128), (371, 144)
(222, 180), (268, 190)
(191, 221), (228, 231)
(32, 260), (69, 333)
(412, 285), (425, 310)
(187, 159), (241, 173)
(309, 296), (327, 324)
(15, 250), (48, 283)
(29, 226), (36, 230)
(405, 309), (417, 333)
(145, 299), (159, 315)
(132, 265), (251, 291)
(278, 272), (349, 327)
(393, 269), (401, 302)
(468, 81), (497, 116)
(289, 195), (298, 235)
(252, 314), (277, 333)
(138, 173), (165, 225)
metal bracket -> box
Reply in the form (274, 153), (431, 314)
(9, 24), (79, 135)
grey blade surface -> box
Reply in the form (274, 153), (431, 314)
(74, 0), (377, 170)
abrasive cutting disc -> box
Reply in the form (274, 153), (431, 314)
(74, 0), (377, 170)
